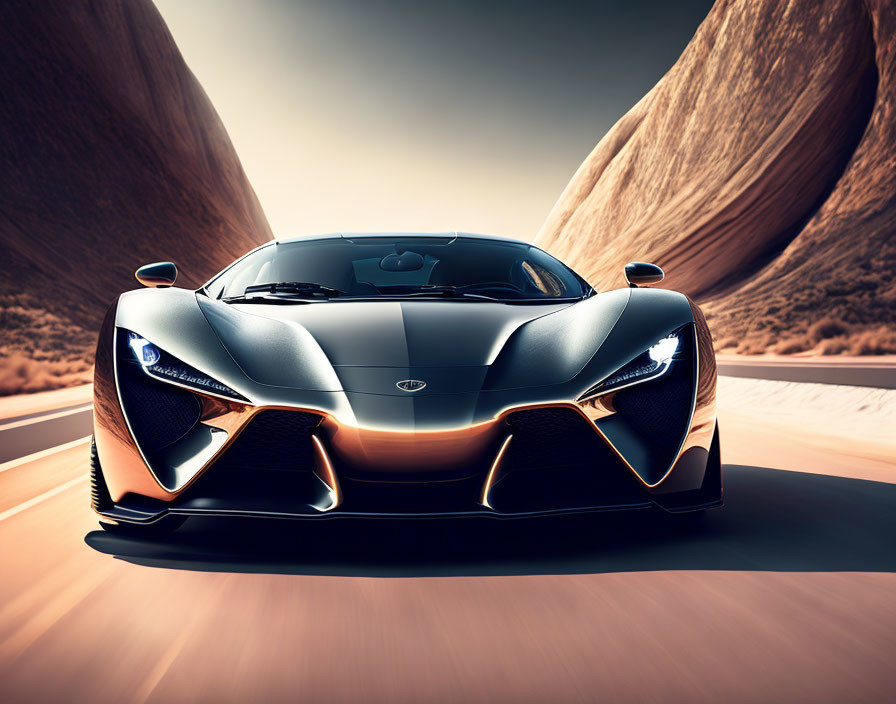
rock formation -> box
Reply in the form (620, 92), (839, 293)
(0, 0), (272, 393)
(537, 0), (896, 355)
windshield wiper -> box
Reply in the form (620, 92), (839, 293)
(222, 281), (344, 304)
(372, 285), (498, 301)
(247, 281), (343, 296)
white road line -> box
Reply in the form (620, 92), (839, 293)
(0, 476), (86, 522)
(0, 436), (92, 474)
(0, 403), (92, 432)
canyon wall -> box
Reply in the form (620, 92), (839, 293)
(537, 0), (895, 354)
(0, 0), (272, 392)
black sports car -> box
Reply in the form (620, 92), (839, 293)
(91, 232), (720, 534)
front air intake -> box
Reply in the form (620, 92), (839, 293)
(173, 410), (330, 515)
(115, 332), (201, 454)
(606, 324), (696, 484)
(207, 410), (322, 474)
(489, 407), (645, 512)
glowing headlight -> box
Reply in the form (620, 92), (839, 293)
(128, 333), (160, 366)
(648, 334), (679, 363)
(124, 331), (247, 401)
(578, 330), (684, 400)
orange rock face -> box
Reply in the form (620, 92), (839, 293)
(537, 0), (896, 355)
(0, 1), (272, 392)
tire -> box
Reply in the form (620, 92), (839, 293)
(99, 515), (186, 537)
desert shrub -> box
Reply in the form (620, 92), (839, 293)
(807, 317), (851, 344)
(736, 337), (771, 355)
(714, 336), (739, 351)
(849, 327), (896, 355)
(773, 337), (810, 354)
(818, 337), (850, 355)
(0, 353), (92, 395)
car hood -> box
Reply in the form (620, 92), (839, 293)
(197, 298), (585, 394)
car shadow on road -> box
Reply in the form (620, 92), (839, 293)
(84, 465), (896, 577)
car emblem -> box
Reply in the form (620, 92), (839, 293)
(396, 379), (426, 392)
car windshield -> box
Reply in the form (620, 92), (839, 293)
(205, 235), (591, 302)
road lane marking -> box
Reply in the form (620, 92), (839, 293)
(0, 436), (92, 474)
(0, 476), (86, 522)
(0, 403), (92, 432)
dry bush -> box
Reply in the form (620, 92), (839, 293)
(774, 337), (811, 354)
(0, 295), (96, 395)
(0, 353), (92, 395)
(714, 335), (739, 351)
(807, 317), (851, 344)
(736, 336), (772, 355)
(817, 337), (851, 355)
(848, 326), (896, 355)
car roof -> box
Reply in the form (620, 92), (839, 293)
(274, 231), (531, 246)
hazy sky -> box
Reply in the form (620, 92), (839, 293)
(154, 0), (712, 240)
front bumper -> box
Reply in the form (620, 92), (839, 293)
(93, 405), (722, 525)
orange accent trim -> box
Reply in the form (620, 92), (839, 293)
(311, 434), (341, 510)
(321, 414), (503, 474)
(577, 393), (616, 421)
(480, 434), (513, 508)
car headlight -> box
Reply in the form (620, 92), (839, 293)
(127, 334), (161, 366)
(578, 329), (684, 400)
(125, 331), (247, 401)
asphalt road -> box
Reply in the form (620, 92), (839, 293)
(0, 403), (92, 464)
(0, 378), (894, 704)
(716, 354), (896, 388)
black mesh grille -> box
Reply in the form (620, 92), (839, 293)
(116, 336), (201, 453)
(211, 410), (323, 474)
(611, 326), (695, 466)
(504, 407), (615, 472)
(613, 364), (692, 448)
(492, 407), (644, 512)
(177, 410), (325, 508)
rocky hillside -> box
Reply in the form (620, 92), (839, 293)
(537, 0), (896, 355)
(0, 0), (272, 393)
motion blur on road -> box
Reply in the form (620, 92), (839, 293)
(1, 364), (894, 704)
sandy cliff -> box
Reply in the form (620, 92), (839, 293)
(537, 0), (896, 355)
(0, 0), (272, 393)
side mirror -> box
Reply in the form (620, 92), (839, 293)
(624, 261), (664, 288)
(135, 261), (177, 288)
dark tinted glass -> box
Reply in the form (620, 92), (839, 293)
(206, 237), (588, 300)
